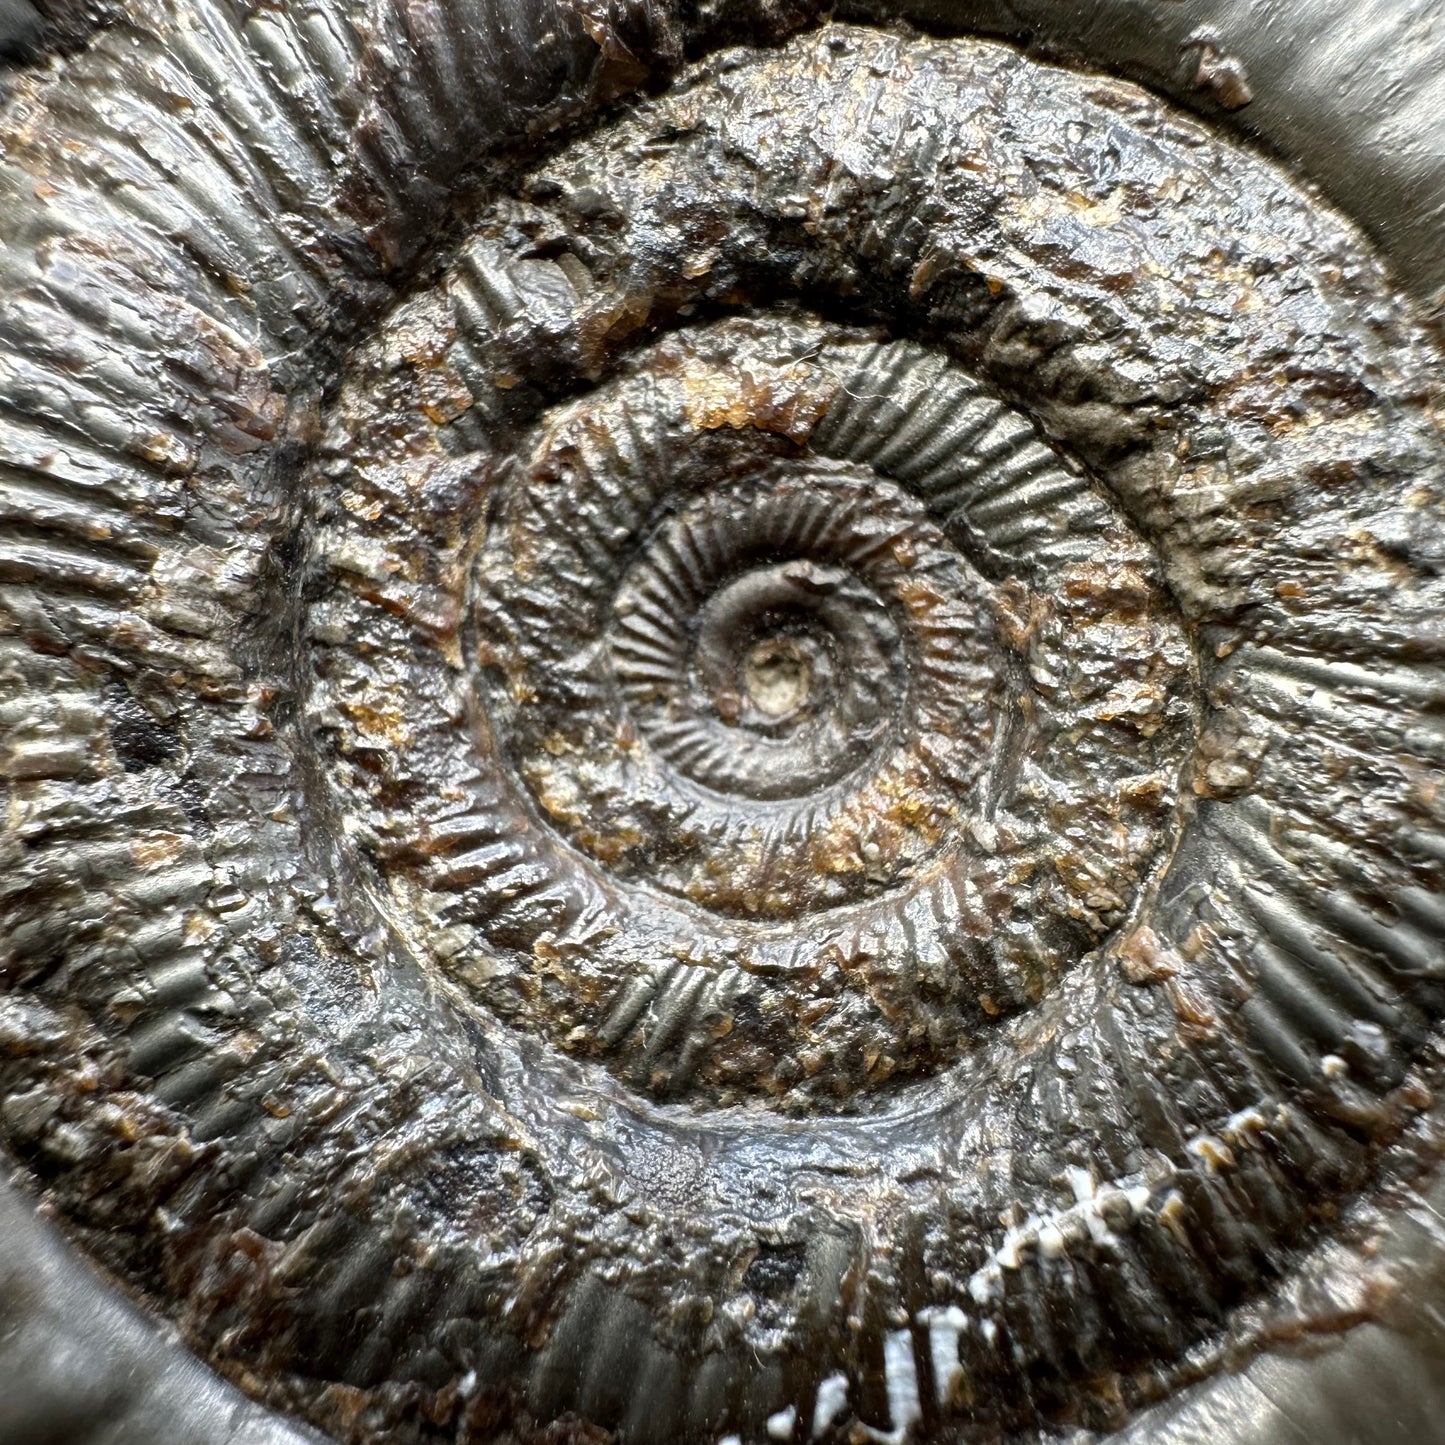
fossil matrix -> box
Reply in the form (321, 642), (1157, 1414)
(2, 4), (1445, 1444)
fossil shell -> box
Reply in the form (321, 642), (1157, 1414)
(3, 3), (1445, 1445)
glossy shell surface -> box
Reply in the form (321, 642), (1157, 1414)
(3, 3), (1445, 1444)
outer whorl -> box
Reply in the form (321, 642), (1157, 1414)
(3, 3), (1445, 1445)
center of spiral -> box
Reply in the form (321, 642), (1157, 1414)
(315, 314), (1199, 1105)
(741, 636), (811, 719)
(617, 526), (910, 807)
(471, 447), (999, 920)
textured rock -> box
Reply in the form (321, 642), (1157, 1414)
(3, 3), (1445, 1444)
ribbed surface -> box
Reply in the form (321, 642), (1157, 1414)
(1, 5), (1443, 1445)
(304, 22), (1445, 1439)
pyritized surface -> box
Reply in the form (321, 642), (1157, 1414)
(2, 10), (1445, 1445)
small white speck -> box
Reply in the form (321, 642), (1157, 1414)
(811, 1373), (849, 1437)
(1188, 1134), (1234, 1172)
(925, 1310), (965, 1405)
(1225, 1107), (1268, 1139)
(883, 1330), (922, 1440)
(767, 1405), (797, 1441)
(968, 1266), (1000, 1304)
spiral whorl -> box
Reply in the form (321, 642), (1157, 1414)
(3, 6), (1445, 1445)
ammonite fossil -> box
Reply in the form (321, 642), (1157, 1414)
(4, 1), (1445, 1442)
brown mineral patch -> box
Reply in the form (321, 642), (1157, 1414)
(677, 358), (837, 443)
(1117, 925), (1181, 984)
(339, 700), (414, 749)
(1060, 559), (1159, 617)
(418, 366), (476, 425)
(1168, 978), (1220, 1033)
(130, 833), (185, 869)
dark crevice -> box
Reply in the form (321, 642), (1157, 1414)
(0, 0), (120, 97)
